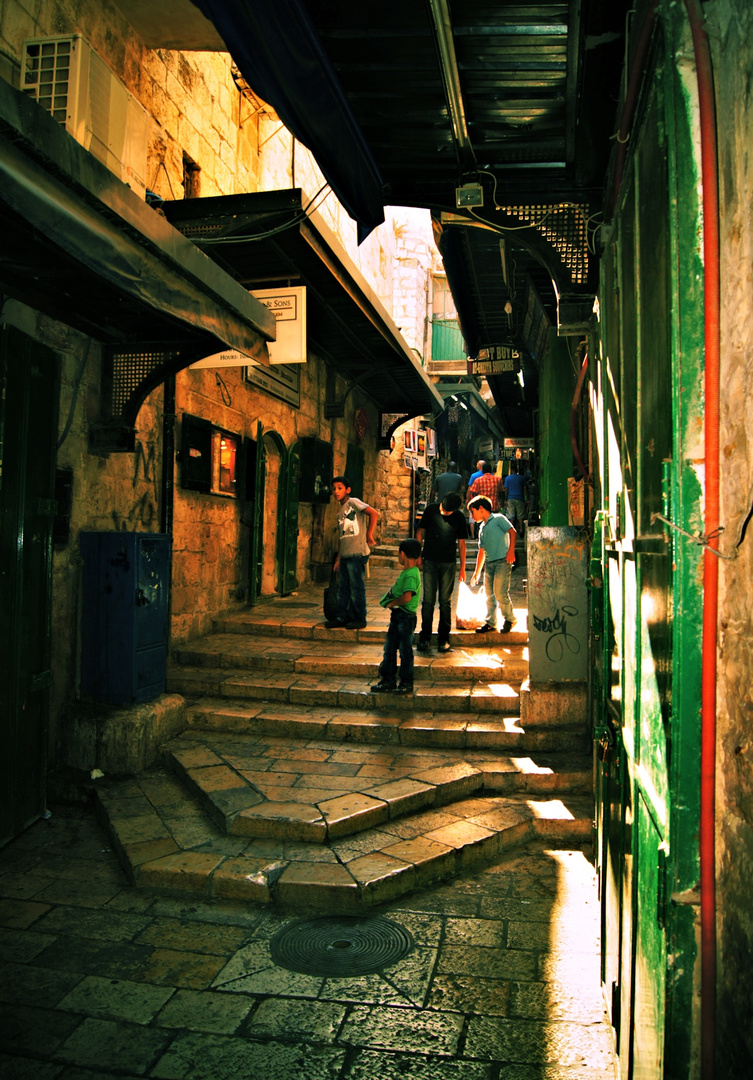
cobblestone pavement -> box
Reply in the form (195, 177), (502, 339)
(0, 804), (618, 1079)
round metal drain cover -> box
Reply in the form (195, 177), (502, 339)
(270, 915), (414, 977)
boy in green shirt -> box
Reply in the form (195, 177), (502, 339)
(371, 538), (422, 694)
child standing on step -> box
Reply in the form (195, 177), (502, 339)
(371, 538), (422, 694)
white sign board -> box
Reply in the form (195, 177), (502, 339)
(191, 286), (307, 368)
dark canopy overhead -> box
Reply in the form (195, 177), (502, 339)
(161, 189), (444, 419)
(177, 0), (630, 433)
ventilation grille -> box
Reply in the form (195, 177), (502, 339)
(501, 203), (590, 285)
(22, 37), (73, 123)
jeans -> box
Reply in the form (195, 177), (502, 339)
(379, 608), (417, 686)
(484, 558), (514, 626)
(505, 499), (526, 532)
(336, 555), (368, 623)
(419, 559), (456, 644)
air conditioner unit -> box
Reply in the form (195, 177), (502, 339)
(21, 35), (148, 200)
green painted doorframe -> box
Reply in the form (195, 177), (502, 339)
(591, 7), (705, 1075)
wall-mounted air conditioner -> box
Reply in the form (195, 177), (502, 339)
(21, 35), (148, 200)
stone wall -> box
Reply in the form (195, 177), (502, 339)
(710, 0), (753, 1069)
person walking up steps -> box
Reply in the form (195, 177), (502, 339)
(328, 476), (378, 629)
(370, 539), (422, 694)
(468, 495), (517, 633)
(415, 492), (467, 653)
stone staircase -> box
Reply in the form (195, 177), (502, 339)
(96, 561), (592, 911)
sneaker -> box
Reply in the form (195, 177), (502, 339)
(501, 620), (517, 633)
(475, 623), (496, 633)
(345, 620), (367, 630)
(371, 681), (396, 693)
(416, 639), (431, 653)
(395, 683), (413, 694)
(437, 641), (451, 653)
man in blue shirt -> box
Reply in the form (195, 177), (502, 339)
(503, 461), (527, 535)
(468, 495), (517, 633)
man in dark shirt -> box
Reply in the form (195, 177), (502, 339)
(415, 492), (468, 653)
(433, 461), (464, 502)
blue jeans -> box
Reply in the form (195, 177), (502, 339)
(485, 558), (514, 626)
(336, 555), (368, 623)
(419, 560), (456, 644)
(379, 608), (417, 686)
(505, 499), (525, 532)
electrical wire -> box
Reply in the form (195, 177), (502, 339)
(194, 183), (331, 246)
(57, 338), (91, 450)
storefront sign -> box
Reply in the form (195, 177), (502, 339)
(191, 286), (307, 368)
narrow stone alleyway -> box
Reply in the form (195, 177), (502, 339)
(0, 806), (616, 1078)
(0, 554), (618, 1077)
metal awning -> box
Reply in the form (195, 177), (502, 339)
(161, 189), (445, 419)
(0, 78), (279, 448)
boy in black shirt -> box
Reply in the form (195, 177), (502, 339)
(415, 492), (468, 653)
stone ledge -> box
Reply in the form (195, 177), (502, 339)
(65, 694), (188, 775)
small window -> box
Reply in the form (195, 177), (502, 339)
(212, 430), (238, 496)
(180, 414), (238, 497)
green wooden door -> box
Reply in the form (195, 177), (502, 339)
(249, 420), (265, 605)
(0, 325), (59, 844)
(281, 440), (301, 594)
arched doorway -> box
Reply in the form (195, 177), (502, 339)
(249, 425), (300, 603)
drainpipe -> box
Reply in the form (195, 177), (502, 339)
(683, 2), (720, 1075)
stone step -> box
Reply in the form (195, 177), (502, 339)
(97, 748), (592, 909)
(158, 731), (591, 844)
(172, 633), (529, 682)
(168, 665), (539, 721)
(212, 615), (530, 645)
(182, 699), (587, 747)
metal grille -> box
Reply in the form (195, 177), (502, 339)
(109, 350), (174, 417)
(501, 203), (590, 285)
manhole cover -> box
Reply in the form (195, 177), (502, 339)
(270, 915), (414, 977)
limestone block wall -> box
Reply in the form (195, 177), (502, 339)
(710, 1), (753, 1069)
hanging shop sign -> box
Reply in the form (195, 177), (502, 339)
(191, 286), (307, 368)
(467, 345), (520, 375)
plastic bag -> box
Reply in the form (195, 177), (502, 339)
(455, 581), (487, 629)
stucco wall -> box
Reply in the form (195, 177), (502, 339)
(710, 0), (753, 1070)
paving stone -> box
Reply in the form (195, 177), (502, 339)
(437, 945), (537, 981)
(0, 1003), (81, 1057)
(212, 940), (324, 997)
(0, 1053), (60, 1079)
(210, 857), (279, 902)
(151, 1031), (346, 1080)
(131, 947), (227, 990)
(0, 960), (81, 1008)
(242, 997), (347, 1042)
(154, 987), (255, 1033)
(0, 927), (58, 964)
(379, 836), (455, 888)
(232, 802), (327, 842)
(424, 820), (500, 867)
(464, 1016), (617, 1069)
(346, 852), (417, 904)
(134, 917), (251, 955)
(360, 778), (436, 818)
(340, 1003), (464, 1056)
(135, 851), (224, 893)
(343, 1049), (491, 1079)
(56, 1016), (173, 1072)
(56, 974), (174, 1024)
(32, 907), (150, 942)
(443, 916), (507, 949)
(427, 973), (511, 1016)
(409, 762), (483, 804)
(319, 793), (389, 838)
(275, 862), (359, 909)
